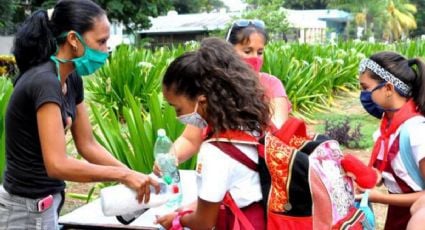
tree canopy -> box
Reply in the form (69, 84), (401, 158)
(410, 0), (425, 36)
(94, 0), (172, 31)
(0, 0), (16, 35)
(241, 0), (289, 40)
(0, 0), (226, 34)
(283, 0), (330, 9)
(172, 0), (225, 14)
(329, 0), (418, 41)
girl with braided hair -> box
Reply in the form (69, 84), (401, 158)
(155, 37), (269, 229)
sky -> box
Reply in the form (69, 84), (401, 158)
(223, 0), (247, 12)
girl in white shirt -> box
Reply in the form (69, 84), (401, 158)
(358, 51), (425, 230)
(155, 37), (270, 229)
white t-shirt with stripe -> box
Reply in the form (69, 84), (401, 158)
(195, 142), (262, 208)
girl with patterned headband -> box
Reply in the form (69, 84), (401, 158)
(358, 51), (425, 230)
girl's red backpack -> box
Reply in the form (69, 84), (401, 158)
(209, 117), (374, 230)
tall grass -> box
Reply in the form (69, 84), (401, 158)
(85, 44), (191, 116)
(0, 77), (13, 183)
(90, 87), (191, 174)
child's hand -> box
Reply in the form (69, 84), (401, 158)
(355, 188), (382, 202)
(155, 212), (177, 229)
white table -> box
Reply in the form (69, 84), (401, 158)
(59, 170), (197, 229)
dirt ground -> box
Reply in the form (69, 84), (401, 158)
(61, 92), (389, 229)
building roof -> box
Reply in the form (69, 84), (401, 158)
(139, 11), (236, 34)
(285, 9), (352, 29)
(139, 9), (352, 34)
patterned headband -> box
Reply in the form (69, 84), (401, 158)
(359, 59), (411, 96)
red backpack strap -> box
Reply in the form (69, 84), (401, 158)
(273, 117), (308, 146)
(223, 192), (256, 230)
(209, 142), (258, 171)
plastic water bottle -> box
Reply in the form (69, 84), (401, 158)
(153, 129), (183, 210)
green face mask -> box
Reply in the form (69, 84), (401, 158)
(50, 32), (109, 79)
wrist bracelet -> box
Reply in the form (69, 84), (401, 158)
(171, 210), (193, 230)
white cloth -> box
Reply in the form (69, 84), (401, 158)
(373, 116), (425, 193)
(100, 183), (169, 216)
(195, 142), (262, 208)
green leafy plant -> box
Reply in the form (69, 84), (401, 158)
(73, 88), (192, 203)
(263, 42), (362, 121)
(85, 44), (189, 117)
(90, 86), (193, 173)
(0, 77), (13, 183)
(262, 39), (425, 121)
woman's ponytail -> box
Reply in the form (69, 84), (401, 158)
(12, 9), (56, 74)
(409, 58), (425, 115)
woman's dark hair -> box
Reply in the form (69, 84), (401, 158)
(226, 21), (268, 46)
(368, 51), (425, 115)
(12, 0), (105, 74)
(163, 37), (271, 134)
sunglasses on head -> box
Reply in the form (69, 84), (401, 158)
(225, 19), (266, 41)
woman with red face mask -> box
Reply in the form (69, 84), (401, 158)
(226, 19), (291, 129)
(153, 20), (291, 172)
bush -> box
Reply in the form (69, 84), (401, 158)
(324, 118), (363, 149)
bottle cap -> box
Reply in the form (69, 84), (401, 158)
(157, 129), (166, 137)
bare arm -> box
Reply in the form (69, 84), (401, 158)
(180, 198), (220, 229)
(173, 125), (203, 163)
(71, 102), (126, 167)
(37, 102), (158, 202)
(156, 198), (220, 229)
(407, 207), (425, 230)
(369, 159), (425, 207)
(369, 189), (425, 207)
(408, 194), (425, 229)
(270, 97), (289, 129)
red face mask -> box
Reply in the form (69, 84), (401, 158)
(243, 57), (263, 73)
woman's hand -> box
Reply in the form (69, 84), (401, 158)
(152, 161), (163, 177)
(155, 212), (178, 229)
(121, 170), (160, 203)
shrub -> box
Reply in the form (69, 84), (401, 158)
(324, 118), (363, 149)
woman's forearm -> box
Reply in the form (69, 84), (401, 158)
(77, 141), (127, 168)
